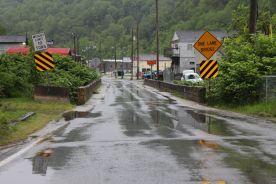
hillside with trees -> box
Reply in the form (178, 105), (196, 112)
(0, 0), (275, 57)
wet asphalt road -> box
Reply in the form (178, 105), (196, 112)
(0, 78), (276, 184)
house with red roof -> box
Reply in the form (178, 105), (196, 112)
(46, 48), (71, 56)
(6, 47), (30, 55)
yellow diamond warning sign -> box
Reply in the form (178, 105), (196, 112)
(194, 31), (222, 60)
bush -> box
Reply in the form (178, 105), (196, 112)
(0, 54), (100, 104)
(207, 34), (276, 105)
(46, 55), (100, 104)
(0, 54), (38, 98)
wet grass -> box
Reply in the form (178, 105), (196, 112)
(0, 98), (75, 146)
(218, 100), (276, 122)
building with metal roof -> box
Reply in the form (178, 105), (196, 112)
(0, 35), (27, 54)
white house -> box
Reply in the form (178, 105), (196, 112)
(169, 31), (228, 74)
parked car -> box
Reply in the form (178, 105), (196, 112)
(181, 70), (202, 82)
(143, 71), (152, 79)
(152, 71), (163, 80)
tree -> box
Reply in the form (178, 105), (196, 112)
(0, 23), (5, 34)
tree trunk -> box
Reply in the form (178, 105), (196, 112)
(249, 0), (258, 34)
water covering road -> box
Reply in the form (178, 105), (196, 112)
(0, 78), (276, 184)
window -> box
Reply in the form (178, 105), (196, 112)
(188, 74), (195, 79)
(190, 62), (195, 65)
(187, 44), (193, 50)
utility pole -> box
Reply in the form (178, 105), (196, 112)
(131, 27), (134, 80)
(249, 0), (258, 34)
(76, 35), (80, 62)
(99, 40), (104, 74)
(115, 45), (117, 78)
(156, 0), (160, 80)
(72, 33), (76, 61)
(136, 23), (139, 80)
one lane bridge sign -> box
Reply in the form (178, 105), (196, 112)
(34, 52), (55, 72)
(32, 33), (48, 52)
(194, 31), (222, 60)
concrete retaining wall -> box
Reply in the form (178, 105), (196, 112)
(78, 79), (101, 105)
(144, 79), (206, 103)
(34, 79), (101, 104)
(34, 85), (70, 102)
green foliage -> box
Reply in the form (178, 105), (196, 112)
(207, 34), (276, 105)
(0, 23), (5, 34)
(0, 54), (38, 98)
(0, 54), (100, 104)
(0, 0), (275, 56)
(0, 117), (10, 139)
(0, 0), (253, 56)
(230, 4), (249, 34)
(46, 55), (100, 104)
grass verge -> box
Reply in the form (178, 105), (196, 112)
(214, 100), (276, 122)
(170, 88), (276, 121)
(0, 98), (75, 146)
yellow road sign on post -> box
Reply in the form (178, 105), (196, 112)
(194, 31), (222, 60)
(34, 52), (55, 72)
(200, 60), (219, 79)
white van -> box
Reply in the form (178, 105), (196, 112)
(181, 70), (203, 82)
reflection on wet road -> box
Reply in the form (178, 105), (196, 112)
(0, 78), (276, 184)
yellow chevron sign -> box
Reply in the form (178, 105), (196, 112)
(34, 52), (55, 72)
(200, 60), (219, 79)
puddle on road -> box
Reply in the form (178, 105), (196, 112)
(117, 86), (237, 138)
(180, 109), (236, 136)
(118, 108), (152, 137)
(118, 97), (181, 138)
(32, 148), (53, 176)
(63, 111), (102, 121)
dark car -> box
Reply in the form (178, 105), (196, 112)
(152, 71), (163, 80)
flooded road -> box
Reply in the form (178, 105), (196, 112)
(0, 78), (276, 184)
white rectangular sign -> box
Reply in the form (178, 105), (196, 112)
(32, 33), (48, 51)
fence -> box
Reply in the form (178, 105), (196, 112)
(163, 68), (174, 82)
(261, 75), (276, 103)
